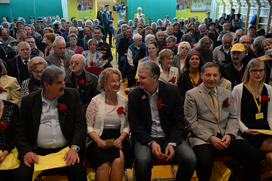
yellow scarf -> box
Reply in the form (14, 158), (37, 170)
(189, 68), (199, 87)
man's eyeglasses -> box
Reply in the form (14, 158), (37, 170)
(250, 69), (264, 74)
(70, 61), (85, 66)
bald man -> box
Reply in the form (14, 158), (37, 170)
(7, 42), (32, 84)
(0, 28), (15, 44)
(64, 54), (99, 111)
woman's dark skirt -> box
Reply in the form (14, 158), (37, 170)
(242, 133), (272, 150)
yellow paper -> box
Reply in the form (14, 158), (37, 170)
(0, 147), (21, 170)
(134, 60), (142, 80)
(32, 146), (70, 181)
(252, 129), (272, 135)
(210, 162), (231, 181)
(104, 139), (114, 148)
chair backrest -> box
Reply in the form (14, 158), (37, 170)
(85, 66), (105, 77)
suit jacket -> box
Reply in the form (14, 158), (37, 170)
(45, 53), (72, 75)
(0, 75), (20, 104)
(14, 88), (87, 159)
(128, 81), (186, 145)
(117, 37), (133, 56)
(101, 10), (111, 30)
(7, 56), (33, 85)
(184, 84), (241, 148)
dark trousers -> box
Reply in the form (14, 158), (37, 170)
(119, 56), (129, 79)
(193, 139), (261, 181)
(103, 30), (112, 46)
(13, 147), (87, 181)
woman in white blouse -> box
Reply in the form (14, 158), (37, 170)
(158, 49), (179, 85)
(86, 68), (130, 181)
(82, 38), (103, 67)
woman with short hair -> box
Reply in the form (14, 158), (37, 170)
(44, 33), (56, 56)
(67, 34), (84, 54)
(173, 42), (191, 75)
(83, 38), (103, 67)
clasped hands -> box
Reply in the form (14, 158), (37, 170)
(210, 135), (231, 150)
(96, 137), (123, 149)
(151, 142), (175, 161)
(23, 148), (80, 167)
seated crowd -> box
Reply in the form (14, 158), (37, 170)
(1, 7), (272, 181)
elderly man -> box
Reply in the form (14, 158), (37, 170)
(1, 21), (9, 29)
(23, 25), (39, 47)
(0, 28), (15, 44)
(222, 24), (236, 40)
(248, 26), (256, 40)
(62, 22), (72, 39)
(166, 25), (174, 36)
(234, 29), (244, 43)
(128, 61), (197, 181)
(125, 34), (146, 92)
(116, 24), (128, 49)
(10, 29), (27, 52)
(7, 42), (32, 84)
(194, 37), (213, 63)
(45, 38), (72, 75)
(101, 4), (113, 47)
(93, 27), (113, 68)
(184, 62), (261, 181)
(248, 36), (265, 56)
(64, 54), (99, 111)
(14, 65), (87, 181)
(25, 36), (44, 57)
(213, 33), (233, 65)
(166, 36), (178, 55)
(223, 43), (246, 89)
(118, 27), (133, 80)
(195, 24), (206, 43)
(237, 35), (256, 64)
(82, 25), (93, 50)
(67, 26), (84, 48)
(156, 30), (167, 53)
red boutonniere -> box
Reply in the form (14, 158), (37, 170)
(56, 103), (70, 115)
(101, 45), (105, 49)
(162, 46), (166, 49)
(0, 121), (7, 131)
(90, 61), (94, 66)
(140, 15), (142, 18)
(157, 100), (168, 110)
(117, 106), (125, 115)
(0, 87), (6, 93)
(262, 95), (270, 102)
(79, 79), (85, 86)
(196, 82), (202, 86)
(180, 36), (183, 39)
(169, 77), (176, 83)
(234, 38), (237, 41)
(66, 61), (70, 68)
(222, 98), (230, 108)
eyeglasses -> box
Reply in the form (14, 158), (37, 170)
(33, 70), (43, 74)
(241, 41), (251, 44)
(250, 69), (264, 74)
(70, 61), (85, 66)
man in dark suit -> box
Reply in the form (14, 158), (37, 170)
(14, 65), (87, 181)
(7, 41), (32, 85)
(45, 38), (72, 75)
(64, 54), (100, 111)
(101, 4), (113, 46)
(128, 61), (196, 181)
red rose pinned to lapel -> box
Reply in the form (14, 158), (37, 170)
(196, 82), (202, 86)
(0, 87), (3, 93)
(234, 38), (237, 41)
(56, 103), (70, 115)
(0, 121), (7, 131)
(79, 79), (85, 86)
(162, 46), (166, 49)
(171, 77), (176, 83)
(262, 95), (270, 102)
(222, 98), (230, 108)
(90, 61), (94, 66)
(66, 61), (70, 68)
(101, 45), (105, 49)
(157, 100), (168, 110)
(140, 15), (142, 18)
(117, 106), (125, 115)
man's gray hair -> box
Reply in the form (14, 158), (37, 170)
(69, 26), (78, 34)
(1, 21), (9, 27)
(167, 25), (173, 30)
(85, 20), (93, 26)
(145, 34), (155, 43)
(253, 36), (266, 46)
(16, 29), (27, 36)
(41, 65), (65, 88)
(198, 24), (206, 31)
(222, 33), (233, 42)
(138, 61), (160, 79)
(18, 41), (30, 49)
(166, 35), (177, 43)
(218, 30), (231, 41)
(121, 24), (128, 30)
(133, 34), (142, 41)
(53, 36), (66, 47)
(236, 29), (244, 35)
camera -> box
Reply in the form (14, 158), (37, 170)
(113, 1), (127, 11)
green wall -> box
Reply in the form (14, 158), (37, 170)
(126, 0), (176, 22)
(0, 0), (63, 24)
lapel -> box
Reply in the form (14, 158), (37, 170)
(32, 90), (43, 137)
(53, 53), (61, 66)
(141, 89), (152, 128)
(0, 75), (7, 87)
(158, 81), (166, 123)
(199, 84), (218, 119)
(57, 93), (68, 129)
(218, 87), (228, 121)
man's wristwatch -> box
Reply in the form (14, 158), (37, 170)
(71, 146), (80, 152)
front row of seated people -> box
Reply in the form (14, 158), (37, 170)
(1, 56), (272, 181)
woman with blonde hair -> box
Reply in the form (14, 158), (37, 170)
(158, 49), (179, 85)
(173, 41), (191, 75)
(0, 60), (20, 104)
(86, 68), (130, 181)
(232, 58), (272, 176)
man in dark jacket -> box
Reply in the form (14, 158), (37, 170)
(65, 54), (100, 111)
(101, 4), (113, 46)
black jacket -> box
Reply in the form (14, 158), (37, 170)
(223, 63), (245, 89)
(118, 37), (133, 57)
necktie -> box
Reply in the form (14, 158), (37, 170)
(59, 58), (65, 72)
(75, 77), (79, 90)
(24, 60), (28, 67)
(209, 90), (221, 133)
